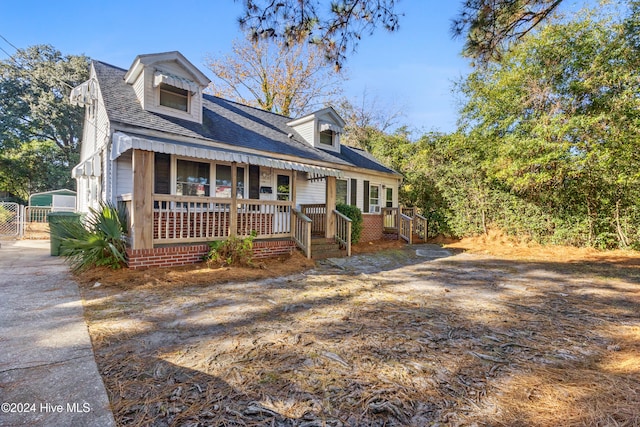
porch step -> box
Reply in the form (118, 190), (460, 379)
(311, 237), (345, 260)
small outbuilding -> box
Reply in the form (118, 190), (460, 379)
(29, 189), (77, 211)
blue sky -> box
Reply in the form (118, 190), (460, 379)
(0, 1), (585, 135)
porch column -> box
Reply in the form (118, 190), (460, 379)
(289, 170), (298, 236)
(325, 175), (336, 238)
(132, 149), (153, 250)
(230, 162), (238, 237)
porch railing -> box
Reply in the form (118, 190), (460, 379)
(300, 203), (326, 235)
(152, 195), (293, 243)
(401, 207), (416, 218)
(333, 209), (352, 257)
(399, 213), (413, 244)
(414, 213), (428, 241)
(292, 208), (312, 258)
(382, 207), (399, 232)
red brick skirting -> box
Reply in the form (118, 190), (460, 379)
(126, 239), (297, 269)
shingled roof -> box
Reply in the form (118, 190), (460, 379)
(93, 60), (398, 176)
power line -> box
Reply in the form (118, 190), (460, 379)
(0, 34), (19, 52)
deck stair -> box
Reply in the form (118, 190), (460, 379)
(311, 237), (345, 260)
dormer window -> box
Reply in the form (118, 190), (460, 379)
(159, 83), (189, 112)
(320, 130), (334, 146)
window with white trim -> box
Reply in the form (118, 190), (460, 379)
(386, 187), (393, 208)
(276, 174), (290, 201)
(159, 83), (189, 112)
(319, 130), (334, 146)
(369, 185), (380, 213)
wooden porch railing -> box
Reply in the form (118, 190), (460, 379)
(414, 213), (428, 241)
(382, 207), (399, 232)
(399, 213), (413, 244)
(300, 203), (326, 235)
(333, 209), (352, 257)
(401, 206), (416, 218)
(152, 195), (293, 243)
(292, 208), (312, 258)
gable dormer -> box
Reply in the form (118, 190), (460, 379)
(123, 51), (210, 124)
(287, 107), (345, 153)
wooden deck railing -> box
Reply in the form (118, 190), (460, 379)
(401, 207), (416, 218)
(300, 203), (326, 235)
(414, 213), (428, 241)
(292, 208), (312, 258)
(399, 213), (413, 244)
(152, 195), (293, 243)
(333, 209), (352, 256)
(382, 207), (399, 232)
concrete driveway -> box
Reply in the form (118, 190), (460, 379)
(0, 240), (115, 427)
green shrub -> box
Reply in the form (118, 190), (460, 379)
(58, 202), (128, 272)
(204, 231), (257, 267)
(336, 203), (363, 244)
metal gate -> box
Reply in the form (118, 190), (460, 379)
(0, 202), (24, 239)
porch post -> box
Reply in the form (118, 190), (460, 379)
(132, 149), (153, 250)
(289, 170), (298, 236)
(230, 162), (238, 236)
(325, 175), (336, 238)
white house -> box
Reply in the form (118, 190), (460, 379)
(70, 51), (405, 268)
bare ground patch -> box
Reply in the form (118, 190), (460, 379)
(79, 241), (640, 426)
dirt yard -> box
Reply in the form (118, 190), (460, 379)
(78, 237), (640, 426)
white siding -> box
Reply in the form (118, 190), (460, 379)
(295, 120), (315, 145)
(294, 170), (399, 211)
(115, 150), (133, 196)
(133, 73), (145, 108)
(295, 174), (326, 207)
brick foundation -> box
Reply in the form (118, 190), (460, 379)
(126, 239), (297, 269)
(360, 214), (384, 242)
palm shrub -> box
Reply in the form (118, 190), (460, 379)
(58, 202), (129, 272)
(336, 203), (362, 244)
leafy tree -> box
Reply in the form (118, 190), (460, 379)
(457, 5), (640, 247)
(238, 0), (401, 70)
(237, 0), (574, 68)
(452, 0), (564, 63)
(206, 38), (343, 117)
(0, 45), (89, 198)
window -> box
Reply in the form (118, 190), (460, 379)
(276, 174), (290, 201)
(215, 165), (232, 198)
(386, 187), (393, 208)
(159, 83), (188, 112)
(177, 160), (209, 196)
(214, 164), (246, 198)
(154, 153), (171, 194)
(336, 179), (348, 205)
(319, 130), (334, 146)
(236, 167), (245, 198)
(369, 185), (380, 213)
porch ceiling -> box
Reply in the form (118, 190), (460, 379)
(111, 132), (343, 178)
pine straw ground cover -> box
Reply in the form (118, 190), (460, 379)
(77, 238), (640, 426)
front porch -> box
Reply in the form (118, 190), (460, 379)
(116, 149), (418, 268)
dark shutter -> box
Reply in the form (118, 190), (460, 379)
(363, 180), (370, 213)
(350, 178), (357, 206)
(154, 153), (171, 194)
(249, 165), (260, 199)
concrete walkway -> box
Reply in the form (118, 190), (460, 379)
(0, 240), (115, 427)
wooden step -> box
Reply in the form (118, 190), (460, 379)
(311, 238), (345, 259)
